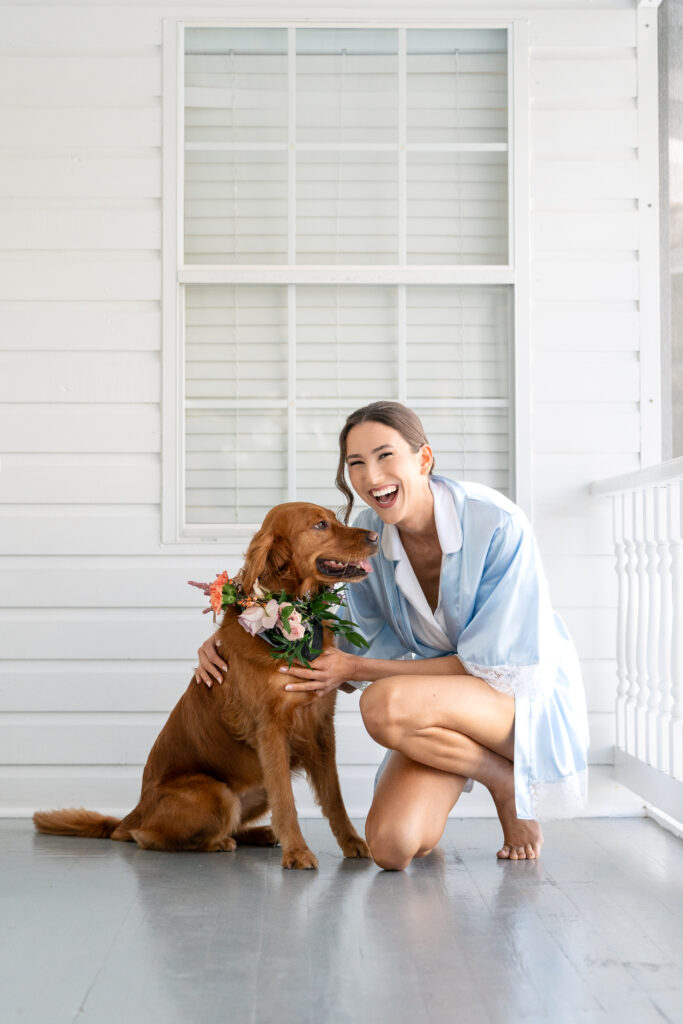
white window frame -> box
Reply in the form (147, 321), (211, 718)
(161, 16), (531, 547)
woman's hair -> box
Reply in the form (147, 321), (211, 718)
(335, 401), (434, 524)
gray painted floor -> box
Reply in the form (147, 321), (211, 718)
(1, 818), (682, 1024)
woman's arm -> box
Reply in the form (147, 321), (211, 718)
(280, 648), (467, 696)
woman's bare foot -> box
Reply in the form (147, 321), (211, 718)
(490, 764), (543, 860)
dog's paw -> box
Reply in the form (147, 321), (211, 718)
(281, 847), (318, 870)
(209, 836), (237, 852)
(340, 834), (371, 859)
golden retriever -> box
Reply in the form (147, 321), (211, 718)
(34, 503), (378, 869)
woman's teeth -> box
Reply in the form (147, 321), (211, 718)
(371, 485), (399, 507)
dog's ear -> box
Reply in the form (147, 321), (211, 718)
(241, 527), (295, 595)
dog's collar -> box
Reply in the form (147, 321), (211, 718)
(188, 572), (368, 668)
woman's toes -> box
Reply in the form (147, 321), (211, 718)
(497, 843), (511, 859)
(525, 843), (536, 859)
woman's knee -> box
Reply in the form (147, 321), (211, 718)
(365, 820), (416, 871)
(359, 678), (407, 748)
(365, 806), (441, 871)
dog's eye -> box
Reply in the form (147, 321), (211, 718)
(312, 520), (329, 530)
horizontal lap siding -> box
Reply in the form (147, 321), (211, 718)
(0, 3), (641, 816)
(529, 7), (639, 774)
(0, 5), (203, 815)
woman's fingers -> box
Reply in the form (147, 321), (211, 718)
(279, 665), (316, 681)
(196, 635), (228, 687)
(194, 666), (215, 688)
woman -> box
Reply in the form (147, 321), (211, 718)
(196, 402), (589, 868)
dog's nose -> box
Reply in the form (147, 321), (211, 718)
(366, 531), (379, 544)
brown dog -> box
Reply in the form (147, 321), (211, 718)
(34, 503), (378, 869)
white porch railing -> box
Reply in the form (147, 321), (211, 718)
(592, 458), (683, 822)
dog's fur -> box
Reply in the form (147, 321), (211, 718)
(33, 503), (377, 869)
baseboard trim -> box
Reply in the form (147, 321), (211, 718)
(1, 764), (645, 819)
(615, 749), (683, 823)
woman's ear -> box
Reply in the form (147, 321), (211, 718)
(419, 444), (434, 474)
(241, 527), (295, 595)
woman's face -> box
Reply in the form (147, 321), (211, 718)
(345, 421), (433, 525)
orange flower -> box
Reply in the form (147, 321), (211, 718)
(209, 573), (228, 614)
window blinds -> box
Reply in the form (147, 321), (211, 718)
(185, 283), (511, 524)
(182, 26), (512, 530)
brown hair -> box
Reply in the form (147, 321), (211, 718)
(335, 402), (434, 524)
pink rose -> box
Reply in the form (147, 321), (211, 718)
(278, 607), (306, 641)
(237, 606), (266, 635)
(238, 599), (279, 636)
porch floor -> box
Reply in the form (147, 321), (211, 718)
(1, 817), (682, 1024)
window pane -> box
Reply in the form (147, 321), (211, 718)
(295, 406), (371, 514)
(415, 406), (511, 495)
(297, 29), (398, 144)
(407, 152), (508, 264)
(185, 285), (288, 401)
(296, 286), (398, 400)
(407, 29), (507, 145)
(185, 28), (288, 144)
(182, 283), (512, 526)
(407, 286), (511, 400)
(297, 153), (398, 263)
(184, 151), (288, 264)
(185, 408), (288, 525)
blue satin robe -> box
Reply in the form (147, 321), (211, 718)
(338, 475), (590, 820)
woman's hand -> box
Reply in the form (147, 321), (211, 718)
(279, 648), (358, 698)
(194, 631), (228, 688)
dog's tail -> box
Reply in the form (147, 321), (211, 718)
(33, 807), (121, 839)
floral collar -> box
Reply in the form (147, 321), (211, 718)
(188, 572), (368, 668)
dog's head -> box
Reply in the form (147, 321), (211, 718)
(241, 503), (378, 599)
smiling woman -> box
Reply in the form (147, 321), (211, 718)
(277, 401), (590, 867)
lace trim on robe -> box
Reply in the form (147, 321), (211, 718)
(458, 658), (551, 699)
(530, 769), (588, 820)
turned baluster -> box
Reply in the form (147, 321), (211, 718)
(655, 484), (672, 773)
(634, 489), (650, 762)
(614, 492), (628, 752)
(624, 490), (639, 757)
(669, 480), (683, 780)
(644, 486), (661, 767)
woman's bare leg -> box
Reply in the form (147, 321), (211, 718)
(365, 750), (469, 870)
(360, 674), (544, 861)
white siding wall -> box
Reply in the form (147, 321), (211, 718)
(0, 1), (651, 817)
